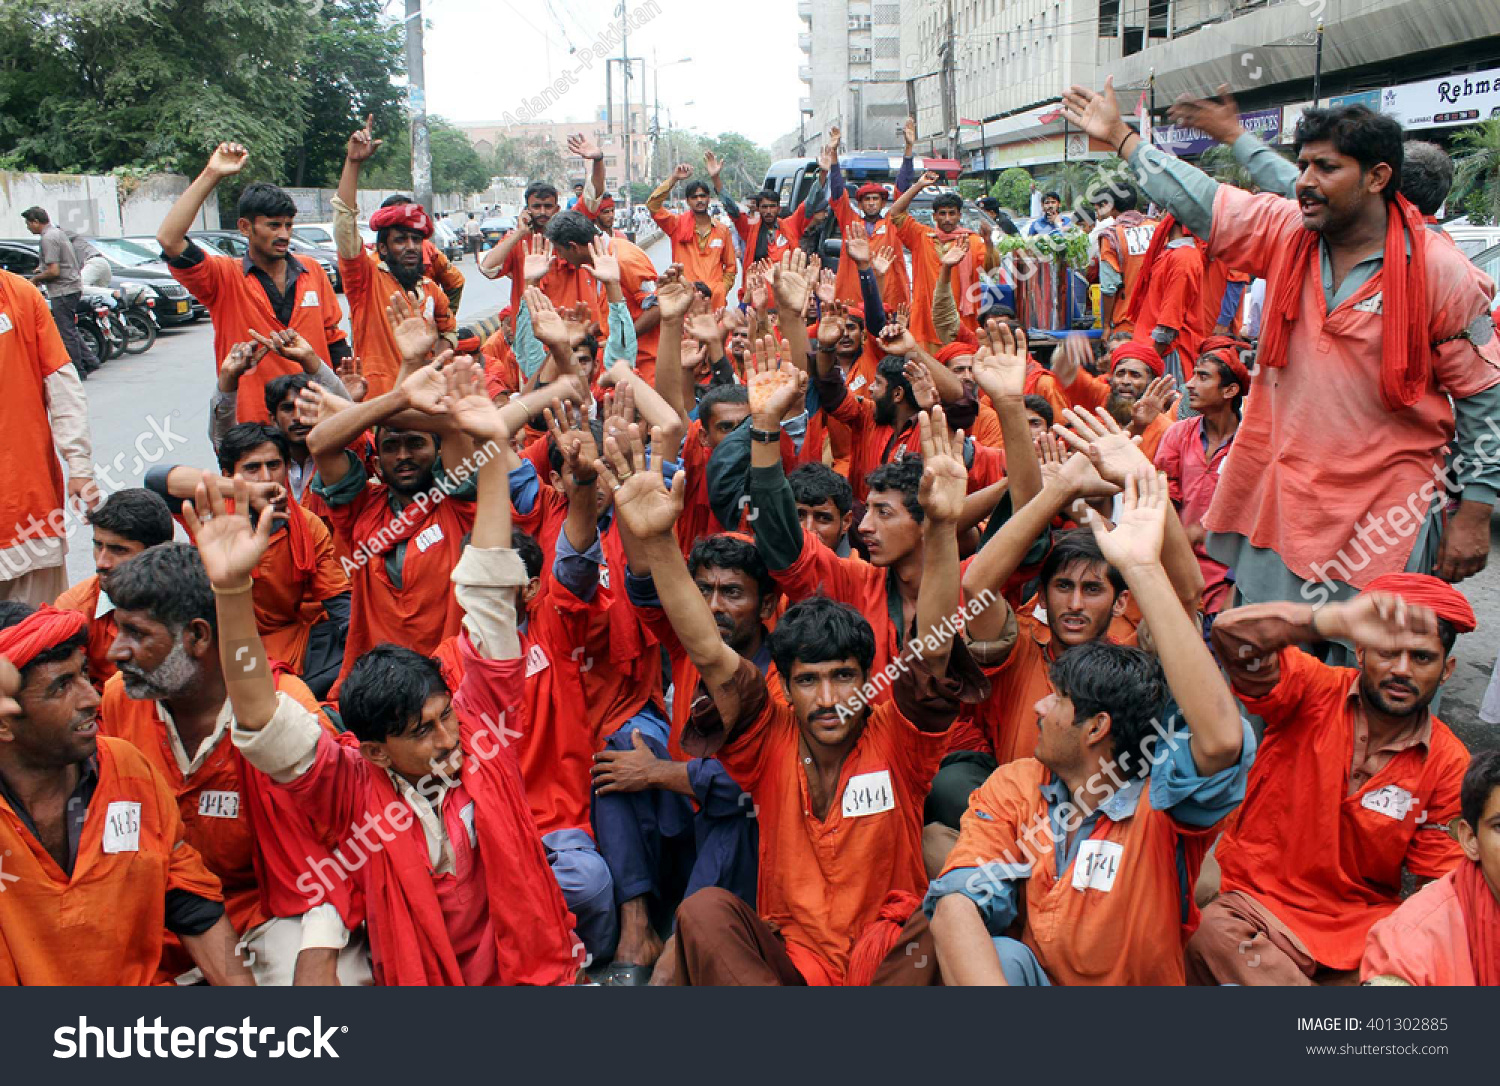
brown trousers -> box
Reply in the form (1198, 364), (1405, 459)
(673, 888), (941, 986)
(1185, 891), (1319, 986)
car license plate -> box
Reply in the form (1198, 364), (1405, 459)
(175, 301), (188, 313)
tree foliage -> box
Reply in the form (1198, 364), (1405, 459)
(989, 167), (1033, 215)
(366, 115), (491, 195)
(1452, 117), (1500, 225)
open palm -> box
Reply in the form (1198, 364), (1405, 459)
(183, 475), (273, 587)
(1088, 466), (1165, 572)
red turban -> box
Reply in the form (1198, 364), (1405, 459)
(1110, 340), (1164, 378)
(0, 606), (88, 669)
(1362, 574), (1477, 633)
(596, 195), (615, 211)
(936, 343), (974, 366)
(854, 183), (888, 201)
(370, 203), (434, 239)
(841, 303), (865, 322)
(455, 326), (482, 353)
(1198, 334), (1252, 390)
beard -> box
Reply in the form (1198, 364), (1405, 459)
(119, 638), (200, 701)
(388, 256), (424, 292)
(873, 393), (897, 427)
(1359, 674), (1436, 719)
(1104, 393), (1136, 427)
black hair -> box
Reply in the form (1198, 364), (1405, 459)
(1049, 641), (1167, 778)
(768, 595), (875, 677)
(863, 455), (924, 524)
(339, 644), (450, 743)
(0, 601), (90, 684)
(755, 190), (779, 206)
(87, 488), (174, 548)
(1040, 528), (1126, 597)
(105, 542), (216, 635)
(931, 192), (962, 212)
(688, 534), (774, 599)
(684, 180), (711, 199)
(264, 372), (313, 418)
(977, 196), (1000, 213)
(789, 462), (853, 515)
(237, 181), (297, 222)
(1197, 350), (1248, 414)
(1294, 105), (1403, 199)
(697, 383), (749, 425)
(1435, 616), (1458, 659)
(1042, 191), (1061, 202)
(547, 417), (605, 474)
(513, 529), (543, 580)
(380, 194), (413, 207)
(691, 280), (712, 298)
(1022, 394), (1054, 428)
(1399, 141), (1453, 217)
(524, 181), (560, 206)
(1461, 750), (1500, 833)
(544, 209), (597, 248)
(575, 331), (600, 361)
(21, 206), (48, 224)
(217, 422), (289, 475)
(876, 353), (914, 407)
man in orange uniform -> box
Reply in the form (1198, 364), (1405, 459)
(375, 194), (466, 313)
(1120, 215), (1208, 391)
(0, 603), (247, 985)
(597, 408), (979, 986)
(480, 181), (598, 325)
(1095, 185), (1157, 335)
(55, 489), (175, 688)
(0, 268), (97, 606)
(826, 121), (913, 310)
(100, 543), (364, 985)
(929, 467), (1252, 985)
(1053, 339), (1177, 461)
(1191, 573), (1476, 984)
(157, 142), (349, 424)
(1362, 751), (1500, 986)
(647, 154), (738, 309)
(547, 210), (661, 382)
(889, 171), (993, 348)
(332, 119), (456, 400)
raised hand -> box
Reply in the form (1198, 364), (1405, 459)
(441, 356), (504, 443)
(904, 360), (938, 411)
(655, 266), (695, 322)
(1167, 84), (1242, 146)
(594, 424), (683, 541)
(525, 286), (571, 349)
(816, 299), (846, 350)
(747, 336), (805, 426)
(1038, 430), (1119, 502)
(877, 316), (918, 357)
(816, 143), (833, 172)
(1131, 374), (1178, 432)
(917, 407), (967, 524)
(386, 289), (438, 364)
(770, 248), (812, 313)
(673, 162), (694, 182)
(336, 355), (367, 402)
(182, 474), (274, 588)
(703, 151), (723, 179)
(1086, 464), (1167, 574)
(1061, 76), (1128, 147)
(206, 142), (249, 178)
(829, 124), (842, 152)
(842, 224), (871, 267)
(970, 319), (1028, 401)
(901, 116), (916, 151)
(583, 235), (619, 283)
(871, 245), (897, 278)
(937, 238), (969, 267)
(918, 170), (941, 188)
(684, 300), (722, 342)
(218, 341), (267, 393)
(346, 115), (382, 163)
(1054, 405), (1151, 486)
(567, 132), (603, 160)
(249, 327), (319, 373)
(1323, 592), (1439, 653)
(401, 350), (453, 415)
(294, 383), (350, 430)
(523, 235), (555, 283)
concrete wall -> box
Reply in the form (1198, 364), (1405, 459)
(0, 170), (218, 239)
(280, 187), (475, 222)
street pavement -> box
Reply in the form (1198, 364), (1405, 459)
(61, 239), (1500, 751)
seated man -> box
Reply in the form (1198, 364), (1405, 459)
(0, 603), (247, 985)
(1362, 750), (1500, 986)
(789, 463), (856, 556)
(55, 487), (175, 688)
(1191, 573), (1476, 984)
(1051, 339), (1178, 461)
(928, 466), (1253, 985)
(204, 366), (584, 985)
(600, 407), (983, 986)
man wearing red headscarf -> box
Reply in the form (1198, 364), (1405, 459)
(889, 172), (994, 348)
(1063, 83), (1500, 606)
(1121, 215), (1207, 391)
(1191, 574), (1477, 984)
(646, 154), (738, 309)
(1362, 750), (1500, 986)
(1053, 339), (1178, 460)
(1154, 337), (1249, 615)
(0, 604), (247, 985)
(826, 123), (913, 310)
(333, 119), (457, 400)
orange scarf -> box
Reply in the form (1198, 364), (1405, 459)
(1258, 193), (1431, 411)
(1120, 213), (1175, 327)
(1455, 859), (1500, 987)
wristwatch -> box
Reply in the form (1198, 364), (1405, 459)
(750, 427), (780, 444)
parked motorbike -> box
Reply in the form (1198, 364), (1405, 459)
(78, 287), (126, 362)
(113, 282), (159, 354)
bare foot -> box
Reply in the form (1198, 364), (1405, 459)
(613, 896), (664, 967)
(648, 935), (679, 985)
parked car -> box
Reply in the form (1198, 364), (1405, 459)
(432, 219), (464, 263)
(479, 216), (516, 247)
(86, 236), (203, 324)
(187, 230), (343, 292)
(292, 222), (336, 247)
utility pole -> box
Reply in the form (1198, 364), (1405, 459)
(942, 0), (957, 159)
(404, 0), (433, 211)
(1312, 21), (1325, 106)
(622, 13), (632, 210)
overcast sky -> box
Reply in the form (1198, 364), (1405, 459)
(420, 0), (804, 147)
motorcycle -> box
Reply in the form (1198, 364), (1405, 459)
(78, 286), (126, 362)
(112, 282), (159, 355)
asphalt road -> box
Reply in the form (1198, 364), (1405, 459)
(62, 240), (1500, 750)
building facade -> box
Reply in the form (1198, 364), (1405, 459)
(460, 104), (652, 192)
(794, 0), (911, 155)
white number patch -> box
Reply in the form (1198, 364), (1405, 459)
(1361, 784), (1416, 821)
(196, 790), (241, 819)
(300, 289), (320, 308)
(102, 801), (142, 853)
(413, 524), (445, 553)
(524, 643), (550, 677)
(0, 312), (12, 335)
(841, 769), (895, 818)
(1071, 839), (1123, 892)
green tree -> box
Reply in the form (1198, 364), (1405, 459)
(989, 167), (1033, 214)
(705, 132), (770, 194)
(365, 116), (492, 195)
(1452, 117), (1500, 225)
(1040, 161), (1096, 206)
(1197, 144), (1253, 190)
(957, 179), (987, 201)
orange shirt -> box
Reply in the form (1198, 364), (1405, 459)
(423, 240), (465, 311)
(1129, 241), (1207, 367)
(55, 573), (118, 688)
(1202, 184), (1500, 587)
(1060, 368), (1175, 461)
(482, 330), (522, 399)
(603, 238), (661, 384)
(971, 402), (1003, 449)
(0, 737), (223, 986)
(941, 757), (1223, 985)
(711, 666), (951, 985)
(1217, 647), (1468, 969)
(893, 217), (987, 348)
(340, 250), (455, 400)
(831, 201), (910, 311)
(1099, 214), (1159, 332)
(496, 232), (601, 326)
(171, 250), (346, 424)
(0, 270), (69, 551)
(652, 209), (737, 309)
(250, 505), (350, 672)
